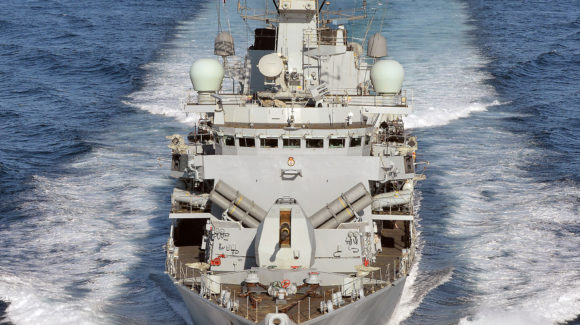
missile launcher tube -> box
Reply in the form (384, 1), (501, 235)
(309, 183), (369, 228)
(173, 194), (209, 208)
(209, 191), (261, 228)
(318, 194), (373, 229)
(213, 181), (267, 221)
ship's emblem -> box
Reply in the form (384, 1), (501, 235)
(287, 157), (295, 166)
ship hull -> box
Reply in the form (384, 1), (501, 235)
(174, 276), (406, 325)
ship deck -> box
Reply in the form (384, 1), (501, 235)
(170, 220), (409, 323)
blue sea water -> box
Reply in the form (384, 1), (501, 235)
(0, 0), (578, 324)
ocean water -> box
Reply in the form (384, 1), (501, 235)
(0, 0), (578, 324)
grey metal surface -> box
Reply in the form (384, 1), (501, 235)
(175, 283), (255, 325)
(202, 155), (385, 216)
(309, 183), (369, 228)
(209, 190), (261, 227)
(214, 180), (268, 221)
(318, 194), (373, 229)
(254, 202), (316, 268)
(174, 277), (407, 325)
(165, 0), (420, 323)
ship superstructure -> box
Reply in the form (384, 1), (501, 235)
(164, 0), (422, 323)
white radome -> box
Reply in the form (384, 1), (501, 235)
(258, 53), (284, 78)
(370, 59), (405, 94)
(189, 58), (225, 92)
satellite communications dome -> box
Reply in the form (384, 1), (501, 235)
(189, 59), (224, 93)
(370, 59), (404, 94)
(258, 53), (284, 78)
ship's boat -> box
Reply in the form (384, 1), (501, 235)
(164, 0), (423, 323)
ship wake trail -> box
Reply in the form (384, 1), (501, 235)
(124, 6), (222, 124)
(428, 119), (580, 323)
(381, 0), (580, 323)
(0, 120), (183, 324)
(378, 0), (500, 322)
(457, 182), (580, 324)
(149, 273), (194, 325)
(123, 18), (208, 124)
(388, 192), (453, 325)
(384, 0), (499, 130)
(390, 265), (454, 325)
(0, 273), (104, 325)
(124, 0), (272, 125)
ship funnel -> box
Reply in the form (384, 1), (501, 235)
(214, 32), (235, 57)
(189, 58), (224, 103)
(370, 59), (405, 95)
(367, 33), (387, 58)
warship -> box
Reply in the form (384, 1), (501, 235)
(164, 0), (422, 323)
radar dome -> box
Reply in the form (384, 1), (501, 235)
(258, 53), (284, 78)
(370, 60), (404, 94)
(189, 59), (224, 93)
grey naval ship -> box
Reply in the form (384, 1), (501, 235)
(164, 0), (423, 323)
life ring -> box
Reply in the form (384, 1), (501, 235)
(281, 279), (291, 288)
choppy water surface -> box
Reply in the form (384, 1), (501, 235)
(0, 0), (578, 324)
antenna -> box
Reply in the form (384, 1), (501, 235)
(379, 0), (388, 32)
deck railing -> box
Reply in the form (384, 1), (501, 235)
(183, 88), (412, 109)
(166, 257), (409, 324)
